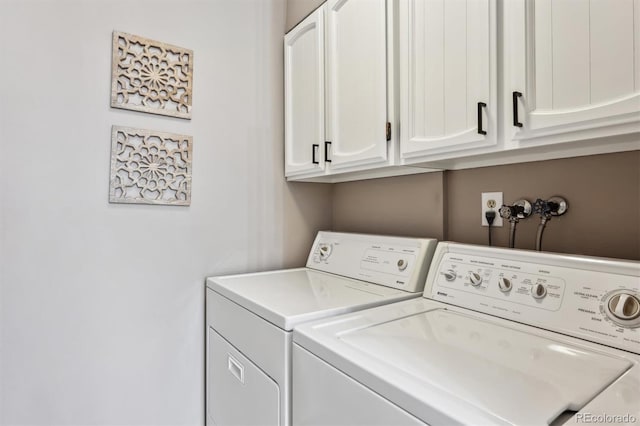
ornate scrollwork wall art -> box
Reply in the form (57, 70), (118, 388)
(111, 31), (193, 119)
(110, 126), (192, 206)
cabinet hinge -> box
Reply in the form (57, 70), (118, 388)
(386, 122), (392, 141)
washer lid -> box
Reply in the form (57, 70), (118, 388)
(333, 309), (632, 425)
(206, 268), (415, 331)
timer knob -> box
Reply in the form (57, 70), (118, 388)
(397, 259), (408, 271)
(531, 283), (547, 299)
(608, 293), (640, 321)
(319, 244), (333, 260)
(469, 272), (483, 286)
(498, 278), (512, 293)
(443, 269), (457, 281)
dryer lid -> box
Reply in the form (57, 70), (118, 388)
(337, 309), (633, 425)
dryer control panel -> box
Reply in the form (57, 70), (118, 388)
(426, 243), (640, 354)
(307, 232), (438, 293)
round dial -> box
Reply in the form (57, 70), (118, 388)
(319, 244), (333, 260)
(498, 277), (512, 293)
(397, 259), (408, 271)
(469, 272), (483, 286)
(607, 292), (640, 321)
(443, 269), (457, 281)
(531, 283), (547, 299)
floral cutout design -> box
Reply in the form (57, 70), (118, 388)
(110, 126), (192, 205)
(111, 32), (193, 119)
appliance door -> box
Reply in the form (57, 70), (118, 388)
(296, 307), (634, 425)
(207, 329), (280, 426)
(293, 344), (426, 426)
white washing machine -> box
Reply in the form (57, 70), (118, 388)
(293, 242), (640, 425)
(205, 231), (438, 426)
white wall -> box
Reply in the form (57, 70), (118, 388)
(0, 1), (331, 424)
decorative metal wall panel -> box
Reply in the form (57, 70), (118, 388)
(111, 31), (193, 119)
(110, 126), (192, 206)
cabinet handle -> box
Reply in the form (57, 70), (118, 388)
(312, 144), (319, 164)
(477, 102), (487, 135)
(324, 141), (332, 163)
(512, 91), (523, 127)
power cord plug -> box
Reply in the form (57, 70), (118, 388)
(485, 210), (496, 226)
(485, 211), (496, 246)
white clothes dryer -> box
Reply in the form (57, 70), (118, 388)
(205, 231), (438, 426)
(293, 242), (640, 425)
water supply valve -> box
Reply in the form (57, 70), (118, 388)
(499, 199), (532, 249)
(533, 196), (568, 251)
(533, 196), (568, 218)
(499, 199), (532, 222)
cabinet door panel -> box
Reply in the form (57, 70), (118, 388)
(551, 0), (590, 109)
(506, 0), (640, 143)
(532, 0), (553, 110)
(444, 0), (467, 136)
(400, 0), (497, 159)
(284, 9), (325, 176)
(466, 0), (492, 137)
(421, 0), (445, 138)
(326, 0), (388, 169)
(590, 0), (635, 104)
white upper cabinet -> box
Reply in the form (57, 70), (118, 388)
(325, 0), (388, 169)
(285, 0), (638, 179)
(504, 0), (640, 145)
(284, 9), (325, 177)
(285, 0), (434, 182)
(399, 0), (497, 161)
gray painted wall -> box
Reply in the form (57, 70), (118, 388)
(332, 152), (640, 260)
(286, 0), (325, 31)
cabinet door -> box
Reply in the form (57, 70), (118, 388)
(284, 8), (325, 177)
(505, 0), (640, 144)
(400, 0), (497, 160)
(325, 0), (388, 169)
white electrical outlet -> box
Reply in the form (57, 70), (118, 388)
(481, 192), (503, 227)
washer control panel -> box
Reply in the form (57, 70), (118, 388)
(427, 243), (640, 354)
(307, 232), (438, 293)
(434, 256), (566, 311)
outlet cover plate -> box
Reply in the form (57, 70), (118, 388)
(482, 192), (503, 227)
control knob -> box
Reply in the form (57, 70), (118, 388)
(608, 293), (640, 322)
(397, 259), (408, 271)
(498, 278), (512, 293)
(443, 269), (457, 281)
(469, 272), (483, 287)
(531, 283), (547, 299)
(319, 244), (333, 260)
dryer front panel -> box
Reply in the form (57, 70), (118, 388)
(207, 329), (280, 426)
